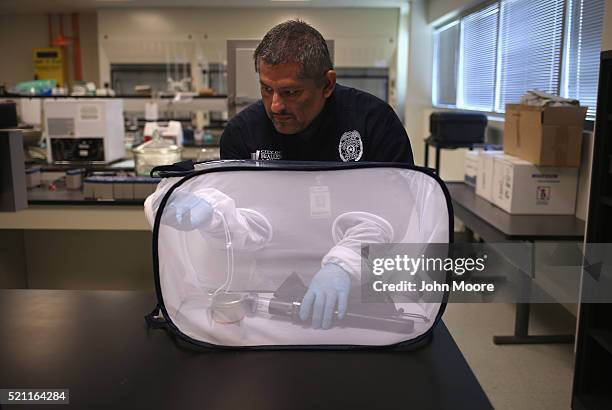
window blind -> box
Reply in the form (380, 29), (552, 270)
(459, 3), (499, 111)
(496, 0), (565, 112)
(431, 0), (605, 122)
(564, 0), (605, 120)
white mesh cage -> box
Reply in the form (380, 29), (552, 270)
(144, 161), (452, 348)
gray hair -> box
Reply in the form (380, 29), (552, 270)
(254, 20), (333, 84)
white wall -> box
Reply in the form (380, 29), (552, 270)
(404, 0), (432, 168)
(403, 0), (467, 179)
(0, 13), (99, 87)
(97, 8), (400, 86)
(0, 14), (49, 86)
(603, 0), (612, 51)
(79, 13), (100, 86)
(427, 0), (481, 24)
(392, 4), (409, 120)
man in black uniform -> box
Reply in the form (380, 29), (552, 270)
(220, 20), (414, 164)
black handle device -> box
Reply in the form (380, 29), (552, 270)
(266, 297), (415, 334)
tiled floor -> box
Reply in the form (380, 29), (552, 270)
(444, 303), (576, 410)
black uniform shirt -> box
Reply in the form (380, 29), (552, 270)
(220, 84), (414, 164)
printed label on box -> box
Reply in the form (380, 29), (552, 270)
(537, 186), (551, 203)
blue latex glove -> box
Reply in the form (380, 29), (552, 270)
(161, 191), (214, 231)
(299, 263), (351, 329)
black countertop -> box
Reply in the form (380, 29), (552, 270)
(0, 289), (492, 410)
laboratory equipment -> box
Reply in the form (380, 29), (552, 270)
(204, 288), (419, 333)
(33, 48), (65, 87)
(430, 112), (487, 143)
(248, 294), (416, 334)
(44, 99), (125, 164)
(19, 98), (42, 126)
(25, 166), (42, 188)
(14, 80), (56, 96)
(143, 121), (184, 146)
(132, 130), (182, 176)
(207, 269), (425, 332)
(145, 161), (452, 348)
(167, 77), (192, 93)
(245, 272), (421, 333)
(196, 147), (220, 162)
(211, 293), (249, 324)
(66, 168), (84, 190)
(0, 101), (18, 127)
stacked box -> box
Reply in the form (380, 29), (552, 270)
(476, 151), (504, 201)
(464, 151), (479, 187)
(491, 155), (578, 215)
(504, 104), (586, 167)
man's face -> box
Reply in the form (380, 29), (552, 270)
(258, 61), (335, 135)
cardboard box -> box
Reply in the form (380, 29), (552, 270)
(464, 150), (479, 187)
(476, 151), (504, 201)
(504, 104), (586, 167)
(491, 155), (578, 215)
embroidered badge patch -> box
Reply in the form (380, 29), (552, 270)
(338, 130), (363, 162)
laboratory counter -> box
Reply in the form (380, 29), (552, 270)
(27, 185), (145, 206)
(0, 289), (493, 410)
(2, 162), (154, 290)
(0, 201), (151, 291)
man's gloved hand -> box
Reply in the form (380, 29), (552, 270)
(161, 191), (214, 231)
(299, 263), (350, 329)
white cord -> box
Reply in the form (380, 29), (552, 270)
(212, 211), (234, 296)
